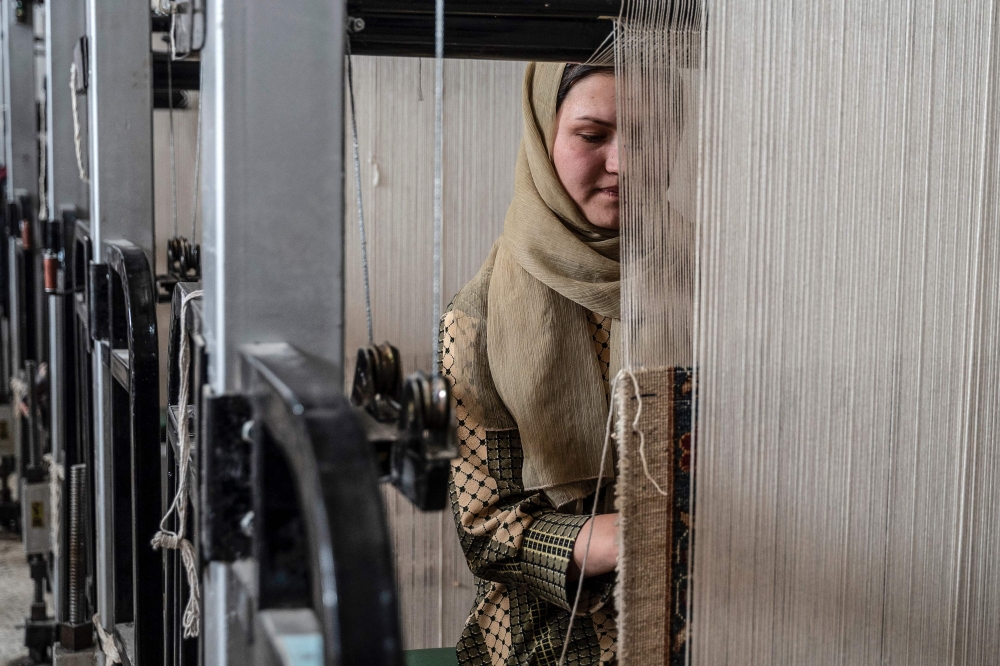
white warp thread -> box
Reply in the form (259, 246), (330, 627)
(93, 613), (123, 665)
(151, 289), (203, 638)
(558, 368), (652, 666)
(42, 453), (64, 558)
(69, 63), (89, 184)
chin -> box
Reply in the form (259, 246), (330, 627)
(590, 216), (620, 230)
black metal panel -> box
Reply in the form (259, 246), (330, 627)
(88, 263), (109, 342)
(69, 223), (96, 633)
(200, 393), (252, 563)
(103, 240), (162, 665)
(347, 9), (616, 61)
(153, 90), (191, 110)
(151, 53), (200, 91)
(240, 343), (402, 666)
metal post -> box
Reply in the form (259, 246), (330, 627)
(85, 0), (153, 645)
(45, 0), (88, 218)
(202, 0), (346, 393)
(3, 0), (39, 209)
(200, 0), (346, 660)
(3, 0), (41, 487)
(45, 0), (87, 633)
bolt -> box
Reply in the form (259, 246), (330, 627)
(240, 511), (254, 538)
(68, 464), (87, 625)
(240, 420), (255, 443)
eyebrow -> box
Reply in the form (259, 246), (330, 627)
(574, 115), (616, 128)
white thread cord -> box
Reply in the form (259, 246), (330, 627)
(345, 44), (374, 344)
(190, 66), (203, 241)
(431, 0), (444, 367)
(93, 613), (123, 665)
(42, 453), (63, 556)
(557, 368), (649, 666)
(10, 377), (27, 413)
(69, 63), (89, 184)
(151, 289), (204, 638)
(167, 50), (179, 238)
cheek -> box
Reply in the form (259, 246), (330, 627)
(553, 141), (601, 196)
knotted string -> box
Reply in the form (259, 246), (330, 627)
(151, 289), (204, 638)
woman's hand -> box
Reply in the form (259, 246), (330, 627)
(568, 513), (619, 580)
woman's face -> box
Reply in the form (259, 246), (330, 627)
(552, 73), (619, 230)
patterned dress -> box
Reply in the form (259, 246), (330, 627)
(442, 300), (619, 666)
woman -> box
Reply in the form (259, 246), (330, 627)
(442, 62), (621, 665)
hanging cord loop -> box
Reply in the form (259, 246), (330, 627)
(69, 63), (89, 184)
(93, 613), (123, 665)
(151, 289), (204, 638)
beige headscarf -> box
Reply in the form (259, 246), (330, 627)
(487, 63), (621, 507)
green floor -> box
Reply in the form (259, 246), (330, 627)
(404, 647), (459, 666)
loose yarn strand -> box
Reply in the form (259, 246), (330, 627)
(151, 289), (203, 638)
(69, 63), (88, 184)
(43, 453), (64, 557)
(93, 613), (123, 665)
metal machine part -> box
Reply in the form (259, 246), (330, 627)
(157, 237), (201, 302)
(345, 0), (619, 60)
(240, 342), (403, 666)
(351, 343), (457, 511)
(91, 241), (162, 665)
(60, 463), (93, 650)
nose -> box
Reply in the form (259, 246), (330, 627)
(607, 134), (619, 174)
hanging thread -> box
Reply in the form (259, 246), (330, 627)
(166, 49), (179, 239)
(190, 67), (203, 241)
(151, 289), (204, 638)
(431, 0), (444, 369)
(346, 40), (374, 344)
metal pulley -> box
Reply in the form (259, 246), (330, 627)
(350, 342), (456, 511)
(166, 235), (200, 280)
(351, 341), (403, 421)
(395, 370), (455, 511)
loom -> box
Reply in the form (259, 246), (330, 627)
(2, 0), (998, 665)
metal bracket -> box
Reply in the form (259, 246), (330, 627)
(87, 262), (108, 342)
(200, 391), (254, 562)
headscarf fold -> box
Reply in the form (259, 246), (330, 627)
(488, 63), (621, 506)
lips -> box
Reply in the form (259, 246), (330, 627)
(599, 186), (620, 197)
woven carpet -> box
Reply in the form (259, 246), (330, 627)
(614, 367), (693, 666)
